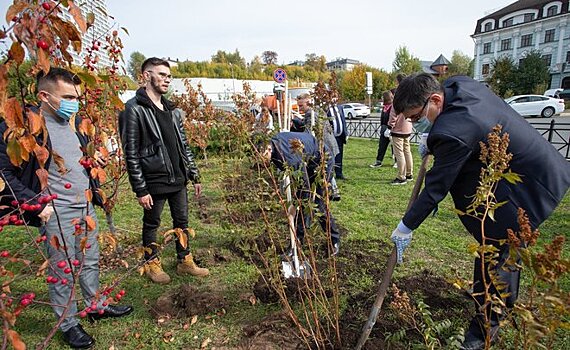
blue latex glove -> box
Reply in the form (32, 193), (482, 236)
(391, 227), (413, 263)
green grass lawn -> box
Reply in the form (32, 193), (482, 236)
(1, 138), (568, 349)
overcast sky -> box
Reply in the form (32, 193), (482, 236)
(3, 0), (516, 71)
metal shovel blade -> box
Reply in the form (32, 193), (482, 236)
(281, 259), (311, 279)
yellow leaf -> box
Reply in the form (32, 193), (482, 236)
(37, 259), (49, 276)
(190, 315), (198, 326)
(85, 189), (93, 203)
(68, 0), (87, 33)
(79, 236), (88, 252)
(186, 228), (196, 238)
(9, 42), (25, 65)
(0, 178), (4, 192)
(37, 48), (50, 74)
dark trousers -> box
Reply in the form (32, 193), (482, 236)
(294, 177), (341, 245)
(142, 188), (190, 261)
(375, 128), (391, 162)
(334, 136), (345, 178)
(460, 201), (521, 316)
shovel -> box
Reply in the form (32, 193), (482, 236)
(355, 154), (432, 349)
(281, 175), (311, 279)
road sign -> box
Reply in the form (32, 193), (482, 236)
(273, 68), (287, 83)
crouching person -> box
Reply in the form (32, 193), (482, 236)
(258, 131), (341, 256)
(119, 57), (209, 284)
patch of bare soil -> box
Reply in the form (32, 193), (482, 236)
(195, 194), (212, 224)
(99, 243), (139, 273)
(237, 313), (305, 350)
(150, 284), (227, 319)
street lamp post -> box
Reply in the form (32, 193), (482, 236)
(229, 62), (236, 94)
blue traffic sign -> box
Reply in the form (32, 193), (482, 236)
(273, 68), (287, 83)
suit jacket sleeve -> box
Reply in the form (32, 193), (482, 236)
(402, 133), (473, 230)
(119, 105), (148, 197)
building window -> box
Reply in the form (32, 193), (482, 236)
(524, 13), (535, 22)
(544, 29), (555, 43)
(482, 64), (490, 75)
(484, 22), (492, 32)
(502, 17), (514, 27)
(566, 51), (570, 63)
(501, 38), (512, 51)
(483, 42), (492, 54)
(520, 34), (533, 47)
(542, 54), (552, 67)
(546, 5), (557, 17)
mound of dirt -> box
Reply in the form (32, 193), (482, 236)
(239, 312), (304, 350)
(151, 284), (227, 319)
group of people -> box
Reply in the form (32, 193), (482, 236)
(0, 57), (569, 350)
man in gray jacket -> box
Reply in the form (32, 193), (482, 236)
(119, 58), (209, 284)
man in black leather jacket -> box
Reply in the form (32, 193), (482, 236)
(119, 57), (208, 284)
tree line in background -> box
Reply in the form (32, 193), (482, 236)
(486, 50), (551, 98)
(127, 46), (475, 102)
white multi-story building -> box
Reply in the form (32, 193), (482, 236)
(58, 0), (112, 68)
(472, 0), (570, 89)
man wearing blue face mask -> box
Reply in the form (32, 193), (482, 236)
(0, 67), (132, 349)
(390, 73), (570, 350)
(412, 109), (432, 159)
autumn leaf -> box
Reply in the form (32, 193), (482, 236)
(0, 310), (16, 327)
(36, 259), (49, 276)
(19, 134), (36, 153)
(80, 236), (88, 252)
(9, 42), (25, 65)
(85, 215), (96, 231)
(7, 137), (23, 167)
(37, 48), (50, 74)
(186, 228), (196, 238)
(86, 12), (95, 27)
(0, 178), (4, 192)
(27, 109), (44, 135)
(5, 1), (27, 24)
(190, 315), (198, 326)
(33, 145), (50, 168)
(4, 97), (25, 129)
(35, 168), (49, 190)
(84, 189), (93, 203)
(200, 337), (211, 348)
(68, 0), (87, 33)
(49, 235), (61, 251)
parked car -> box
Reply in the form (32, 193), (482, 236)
(544, 88), (563, 98)
(340, 103), (371, 119)
(558, 89), (570, 100)
(372, 101), (384, 112)
(505, 94), (564, 118)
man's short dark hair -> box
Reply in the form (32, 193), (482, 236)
(36, 67), (81, 91)
(393, 73), (443, 114)
(396, 73), (406, 84)
(141, 57), (170, 73)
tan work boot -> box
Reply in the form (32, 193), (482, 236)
(144, 258), (171, 284)
(177, 254), (209, 277)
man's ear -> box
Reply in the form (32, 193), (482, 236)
(431, 93), (444, 108)
(37, 91), (49, 103)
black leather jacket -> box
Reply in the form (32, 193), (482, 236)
(119, 88), (200, 197)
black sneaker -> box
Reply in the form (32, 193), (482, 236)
(369, 161), (382, 168)
(330, 188), (341, 201)
(406, 175), (413, 181)
(390, 178), (407, 185)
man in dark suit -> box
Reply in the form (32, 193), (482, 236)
(390, 73), (570, 350)
(327, 100), (348, 179)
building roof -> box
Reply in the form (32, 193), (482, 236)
(431, 54), (451, 67)
(420, 61), (438, 74)
(473, 0), (570, 35)
(326, 58), (360, 66)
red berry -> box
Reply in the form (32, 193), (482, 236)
(0, 251), (9, 258)
(15, 220), (24, 226)
(61, 278), (68, 285)
(98, 309), (104, 315)
(46, 276), (53, 283)
(20, 298), (31, 306)
(75, 224), (81, 230)
(9, 215), (18, 223)
(25, 293), (35, 300)
(34, 204), (42, 211)
(119, 290), (126, 296)
(115, 294), (122, 300)
(79, 310), (87, 318)
(64, 267), (72, 274)
(112, 30), (118, 36)
(36, 40), (49, 50)
(72, 259), (80, 266)
(50, 277), (58, 284)
(64, 183), (72, 189)
(10, 200), (18, 207)
(50, 194), (58, 200)
(42, 2), (51, 11)
(20, 203), (30, 211)
(102, 301), (108, 307)
(57, 261), (67, 269)
(85, 307), (92, 313)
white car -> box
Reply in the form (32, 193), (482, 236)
(341, 103), (371, 119)
(505, 94), (564, 118)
